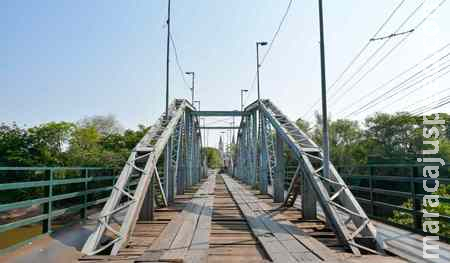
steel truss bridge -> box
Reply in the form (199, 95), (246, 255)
(76, 98), (389, 261)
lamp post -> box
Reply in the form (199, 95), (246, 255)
(185, 72), (195, 104)
(318, 0), (330, 178)
(165, 0), (171, 119)
(256, 41), (268, 102)
(240, 89), (248, 112)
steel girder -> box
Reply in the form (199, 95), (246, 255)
(82, 99), (203, 256)
(235, 99), (384, 256)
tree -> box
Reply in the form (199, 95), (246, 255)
(28, 122), (75, 165)
(364, 112), (418, 157)
(0, 123), (32, 166)
(203, 147), (223, 168)
(78, 115), (123, 136)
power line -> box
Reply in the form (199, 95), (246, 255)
(401, 86), (450, 111)
(335, 43), (450, 115)
(328, 0), (426, 105)
(345, 61), (450, 118)
(369, 29), (414, 41)
(411, 95), (450, 116)
(169, 32), (191, 91)
(301, 0), (407, 119)
(260, 0), (293, 66)
(330, 0), (447, 107)
(244, 0), (294, 104)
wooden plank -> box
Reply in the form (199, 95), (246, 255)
(136, 178), (210, 262)
(223, 174), (344, 262)
(222, 175), (304, 263)
(243, 183), (339, 262)
(138, 174), (215, 262)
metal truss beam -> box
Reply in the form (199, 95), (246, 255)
(235, 99), (384, 256)
(191, 110), (245, 117)
(82, 99), (204, 256)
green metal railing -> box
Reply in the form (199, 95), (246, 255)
(0, 167), (126, 250)
(338, 164), (450, 241)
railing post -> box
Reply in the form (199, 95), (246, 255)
(82, 168), (88, 220)
(411, 166), (421, 230)
(369, 166), (374, 217)
(43, 169), (53, 234)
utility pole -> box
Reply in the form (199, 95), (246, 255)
(318, 0), (330, 178)
(186, 72), (195, 104)
(165, 0), (171, 119)
(256, 42), (268, 102)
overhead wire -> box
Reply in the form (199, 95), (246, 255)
(244, 0), (294, 104)
(331, 0), (447, 109)
(328, 0), (427, 105)
(169, 32), (191, 91)
(301, 0), (408, 119)
(335, 43), (450, 115)
(345, 62), (450, 118)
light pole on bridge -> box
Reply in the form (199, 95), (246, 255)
(256, 41), (268, 102)
(318, 0), (331, 178)
(185, 71), (195, 104)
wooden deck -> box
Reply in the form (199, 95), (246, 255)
(77, 173), (408, 263)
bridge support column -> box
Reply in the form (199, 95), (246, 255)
(302, 172), (317, 219)
(186, 112), (193, 188)
(139, 176), (155, 221)
(274, 132), (285, 203)
(258, 117), (269, 195)
(251, 111), (258, 187)
(177, 115), (186, 194)
(165, 140), (174, 202)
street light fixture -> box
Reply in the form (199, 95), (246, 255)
(256, 41), (268, 102)
(185, 71), (195, 104)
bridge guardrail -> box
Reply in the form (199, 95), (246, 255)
(0, 167), (133, 251)
(337, 164), (450, 241)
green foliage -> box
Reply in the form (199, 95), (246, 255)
(203, 147), (223, 168)
(389, 184), (450, 236)
(0, 123), (33, 166)
(0, 116), (148, 169)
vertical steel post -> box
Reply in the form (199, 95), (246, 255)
(177, 119), (185, 195)
(369, 166), (374, 216)
(412, 166), (421, 229)
(302, 171), (317, 219)
(165, 0), (171, 119)
(186, 112), (193, 187)
(259, 117), (269, 194)
(163, 0), (171, 210)
(43, 169), (53, 234)
(83, 169), (88, 220)
(274, 133), (285, 202)
(318, 0), (331, 179)
(139, 176), (155, 221)
(251, 111), (258, 187)
(166, 140), (174, 202)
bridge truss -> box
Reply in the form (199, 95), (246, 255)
(82, 98), (384, 256)
(235, 99), (384, 256)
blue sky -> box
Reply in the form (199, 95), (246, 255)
(2, 0), (450, 147)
